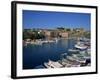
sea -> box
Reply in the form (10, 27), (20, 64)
(23, 39), (76, 69)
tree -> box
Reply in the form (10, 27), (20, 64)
(66, 28), (71, 31)
(57, 27), (65, 30)
(84, 31), (91, 38)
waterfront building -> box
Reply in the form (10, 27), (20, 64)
(59, 32), (68, 38)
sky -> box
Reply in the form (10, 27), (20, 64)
(23, 10), (91, 30)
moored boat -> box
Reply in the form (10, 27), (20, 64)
(75, 43), (87, 50)
(44, 60), (63, 68)
(68, 49), (79, 53)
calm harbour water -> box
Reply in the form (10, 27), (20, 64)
(23, 39), (76, 69)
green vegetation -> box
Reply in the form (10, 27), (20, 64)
(23, 29), (45, 40)
(57, 27), (71, 31)
(57, 27), (65, 30)
(84, 31), (91, 38)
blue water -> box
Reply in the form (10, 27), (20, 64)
(23, 39), (76, 69)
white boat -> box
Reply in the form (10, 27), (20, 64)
(61, 58), (80, 67)
(76, 58), (86, 63)
(68, 49), (79, 53)
(41, 40), (55, 44)
(75, 43), (87, 50)
(79, 51), (91, 59)
(48, 40), (55, 43)
(54, 38), (59, 43)
(67, 56), (77, 61)
(67, 55), (86, 64)
(87, 48), (91, 55)
(44, 60), (63, 68)
(30, 41), (43, 45)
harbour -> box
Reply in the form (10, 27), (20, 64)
(23, 38), (91, 69)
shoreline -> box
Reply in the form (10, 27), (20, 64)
(23, 37), (84, 46)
